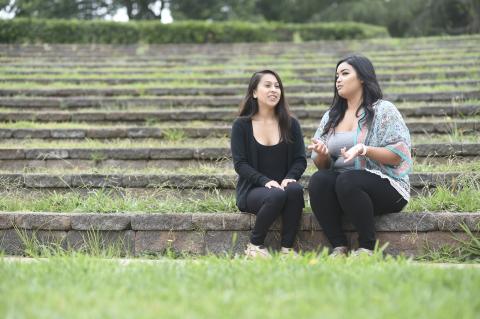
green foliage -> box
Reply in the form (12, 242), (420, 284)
(0, 18), (389, 44)
(1, 0), (118, 20)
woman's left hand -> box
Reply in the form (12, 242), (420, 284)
(280, 179), (296, 188)
(341, 144), (365, 163)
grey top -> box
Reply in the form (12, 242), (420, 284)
(327, 130), (356, 172)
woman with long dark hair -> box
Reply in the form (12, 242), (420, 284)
(231, 69), (307, 258)
(307, 54), (412, 257)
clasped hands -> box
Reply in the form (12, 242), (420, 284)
(265, 178), (296, 190)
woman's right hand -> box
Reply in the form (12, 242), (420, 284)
(265, 180), (284, 190)
(307, 138), (329, 158)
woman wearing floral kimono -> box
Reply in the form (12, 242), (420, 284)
(307, 54), (412, 257)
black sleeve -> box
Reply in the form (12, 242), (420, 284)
(231, 118), (272, 187)
(285, 118), (307, 180)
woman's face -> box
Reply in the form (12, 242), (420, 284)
(253, 73), (281, 109)
(335, 62), (363, 99)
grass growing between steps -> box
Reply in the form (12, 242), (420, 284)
(3, 156), (479, 174)
(0, 177), (479, 213)
(416, 223), (480, 263)
(405, 175), (480, 213)
(0, 189), (239, 213)
(0, 250), (479, 319)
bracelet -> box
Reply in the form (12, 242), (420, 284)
(359, 143), (368, 156)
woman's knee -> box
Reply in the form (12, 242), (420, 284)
(284, 182), (304, 201)
(264, 187), (287, 207)
(308, 170), (336, 194)
(335, 170), (362, 197)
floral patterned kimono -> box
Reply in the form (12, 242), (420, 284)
(311, 99), (413, 201)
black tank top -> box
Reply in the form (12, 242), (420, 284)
(255, 138), (288, 183)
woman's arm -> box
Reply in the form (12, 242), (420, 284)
(341, 142), (402, 166)
(364, 145), (401, 166)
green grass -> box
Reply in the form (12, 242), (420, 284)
(0, 180), (478, 213)
(0, 252), (479, 319)
(0, 99), (477, 113)
(416, 222), (480, 263)
(0, 133), (477, 149)
(405, 179), (480, 213)
(0, 189), (239, 214)
(2, 116), (479, 129)
(413, 158), (480, 173)
(0, 137), (232, 148)
(0, 76), (478, 90)
(2, 156), (478, 175)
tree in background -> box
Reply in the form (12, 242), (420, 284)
(169, 0), (263, 21)
(117, 0), (168, 20)
(309, 0), (480, 37)
(1, 0), (479, 36)
(0, 0), (117, 19)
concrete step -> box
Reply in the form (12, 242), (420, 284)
(0, 41), (477, 56)
(0, 121), (478, 140)
(0, 144), (477, 162)
(2, 60), (478, 71)
(1, 91), (479, 109)
(0, 80), (478, 97)
(0, 211), (478, 257)
(2, 51), (478, 64)
(0, 172), (476, 191)
(1, 104), (477, 123)
(3, 62), (478, 74)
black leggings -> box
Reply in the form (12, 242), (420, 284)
(245, 182), (304, 248)
(308, 170), (407, 250)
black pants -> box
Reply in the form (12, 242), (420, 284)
(308, 170), (407, 250)
(245, 182), (304, 248)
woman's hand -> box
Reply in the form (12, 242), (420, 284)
(341, 143), (366, 163)
(280, 178), (296, 188)
(307, 138), (329, 158)
(265, 180), (284, 190)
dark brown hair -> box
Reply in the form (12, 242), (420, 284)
(322, 54), (383, 136)
(238, 69), (293, 143)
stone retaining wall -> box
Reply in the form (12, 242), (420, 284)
(0, 212), (478, 257)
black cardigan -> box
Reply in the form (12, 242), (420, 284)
(230, 116), (307, 212)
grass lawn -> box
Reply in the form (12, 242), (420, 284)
(0, 253), (479, 319)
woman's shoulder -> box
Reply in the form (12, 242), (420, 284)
(232, 116), (251, 127)
(289, 115), (301, 126)
(373, 99), (397, 113)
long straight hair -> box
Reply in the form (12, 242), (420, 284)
(238, 69), (293, 143)
(322, 54), (382, 136)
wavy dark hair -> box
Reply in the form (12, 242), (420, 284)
(238, 69), (293, 143)
(322, 54), (382, 136)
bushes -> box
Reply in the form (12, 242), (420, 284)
(0, 18), (389, 44)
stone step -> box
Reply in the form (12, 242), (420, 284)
(0, 121), (478, 140)
(1, 104), (477, 122)
(2, 54), (477, 67)
(0, 42), (477, 56)
(1, 91), (479, 109)
(0, 144), (477, 163)
(2, 59), (478, 70)
(3, 61), (478, 74)
(0, 172), (475, 190)
(3, 69), (475, 82)
(1, 70), (475, 85)
(0, 80), (478, 97)
(0, 211), (478, 256)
